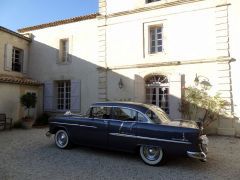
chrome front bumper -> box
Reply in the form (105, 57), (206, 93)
(187, 135), (208, 162)
(187, 151), (207, 162)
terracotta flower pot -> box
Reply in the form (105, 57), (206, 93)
(21, 117), (34, 129)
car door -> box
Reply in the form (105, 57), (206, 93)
(84, 106), (110, 147)
(108, 107), (139, 151)
(71, 106), (109, 147)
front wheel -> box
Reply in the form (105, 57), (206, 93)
(54, 129), (72, 149)
(139, 145), (165, 166)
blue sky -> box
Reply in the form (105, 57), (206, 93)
(0, 0), (98, 31)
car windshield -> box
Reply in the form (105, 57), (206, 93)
(144, 104), (171, 124)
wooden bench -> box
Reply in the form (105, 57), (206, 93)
(0, 114), (13, 130)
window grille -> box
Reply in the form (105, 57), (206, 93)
(56, 81), (71, 110)
(149, 26), (163, 54)
(12, 48), (23, 72)
(146, 75), (169, 113)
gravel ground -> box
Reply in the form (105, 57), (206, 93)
(0, 128), (240, 180)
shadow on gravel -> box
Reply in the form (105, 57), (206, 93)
(39, 140), (205, 168)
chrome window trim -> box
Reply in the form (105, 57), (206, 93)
(90, 105), (151, 123)
(109, 133), (191, 145)
(50, 122), (97, 129)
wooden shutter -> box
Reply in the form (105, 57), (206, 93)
(71, 80), (81, 112)
(44, 81), (54, 111)
(58, 40), (63, 63)
(68, 36), (73, 62)
(4, 44), (12, 71)
(22, 48), (28, 74)
(134, 74), (145, 103)
(66, 39), (70, 62)
(169, 74), (183, 120)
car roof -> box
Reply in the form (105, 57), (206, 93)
(92, 102), (149, 114)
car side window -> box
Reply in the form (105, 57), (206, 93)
(137, 112), (146, 122)
(113, 107), (137, 121)
(146, 110), (161, 124)
(91, 106), (111, 119)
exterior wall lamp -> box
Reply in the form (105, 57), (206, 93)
(194, 74), (212, 89)
(118, 78), (123, 89)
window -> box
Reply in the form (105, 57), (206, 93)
(113, 107), (137, 121)
(137, 112), (146, 122)
(91, 106), (111, 119)
(146, 110), (161, 124)
(145, 105), (171, 124)
(56, 81), (71, 110)
(149, 26), (163, 54)
(147, 0), (161, 4)
(12, 47), (23, 72)
(146, 75), (169, 114)
(59, 39), (69, 63)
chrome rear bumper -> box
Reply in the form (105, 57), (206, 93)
(187, 151), (207, 162)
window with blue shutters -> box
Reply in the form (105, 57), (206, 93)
(56, 81), (71, 110)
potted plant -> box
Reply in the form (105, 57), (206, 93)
(20, 93), (37, 129)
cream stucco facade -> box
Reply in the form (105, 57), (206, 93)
(17, 0), (240, 135)
(22, 17), (99, 114)
(0, 27), (42, 124)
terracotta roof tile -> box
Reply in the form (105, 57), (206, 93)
(18, 13), (99, 33)
(0, 74), (42, 86)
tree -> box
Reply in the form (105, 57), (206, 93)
(180, 85), (229, 127)
(20, 93), (37, 118)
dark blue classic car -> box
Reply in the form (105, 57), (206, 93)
(46, 102), (208, 166)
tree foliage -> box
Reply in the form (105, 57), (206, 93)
(20, 93), (37, 117)
(179, 86), (229, 127)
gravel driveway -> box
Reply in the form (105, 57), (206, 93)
(0, 128), (240, 180)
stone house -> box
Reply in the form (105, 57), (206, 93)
(17, 0), (240, 135)
(0, 26), (42, 123)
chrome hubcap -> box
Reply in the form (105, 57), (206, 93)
(57, 132), (67, 146)
(143, 146), (160, 161)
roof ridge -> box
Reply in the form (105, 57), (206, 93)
(18, 13), (99, 33)
(0, 26), (31, 41)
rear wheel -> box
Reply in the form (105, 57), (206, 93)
(139, 145), (165, 166)
(55, 129), (72, 149)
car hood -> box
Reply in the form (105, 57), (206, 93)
(167, 120), (199, 129)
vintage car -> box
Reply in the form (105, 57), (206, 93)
(46, 102), (208, 166)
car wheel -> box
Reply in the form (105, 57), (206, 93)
(139, 145), (165, 166)
(55, 129), (71, 149)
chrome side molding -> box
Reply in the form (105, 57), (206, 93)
(50, 122), (97, 129)
(109, 133), (192, 144)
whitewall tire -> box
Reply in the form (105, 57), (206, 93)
(140, 145), (165, 166)
(55, 129), (71, 149)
